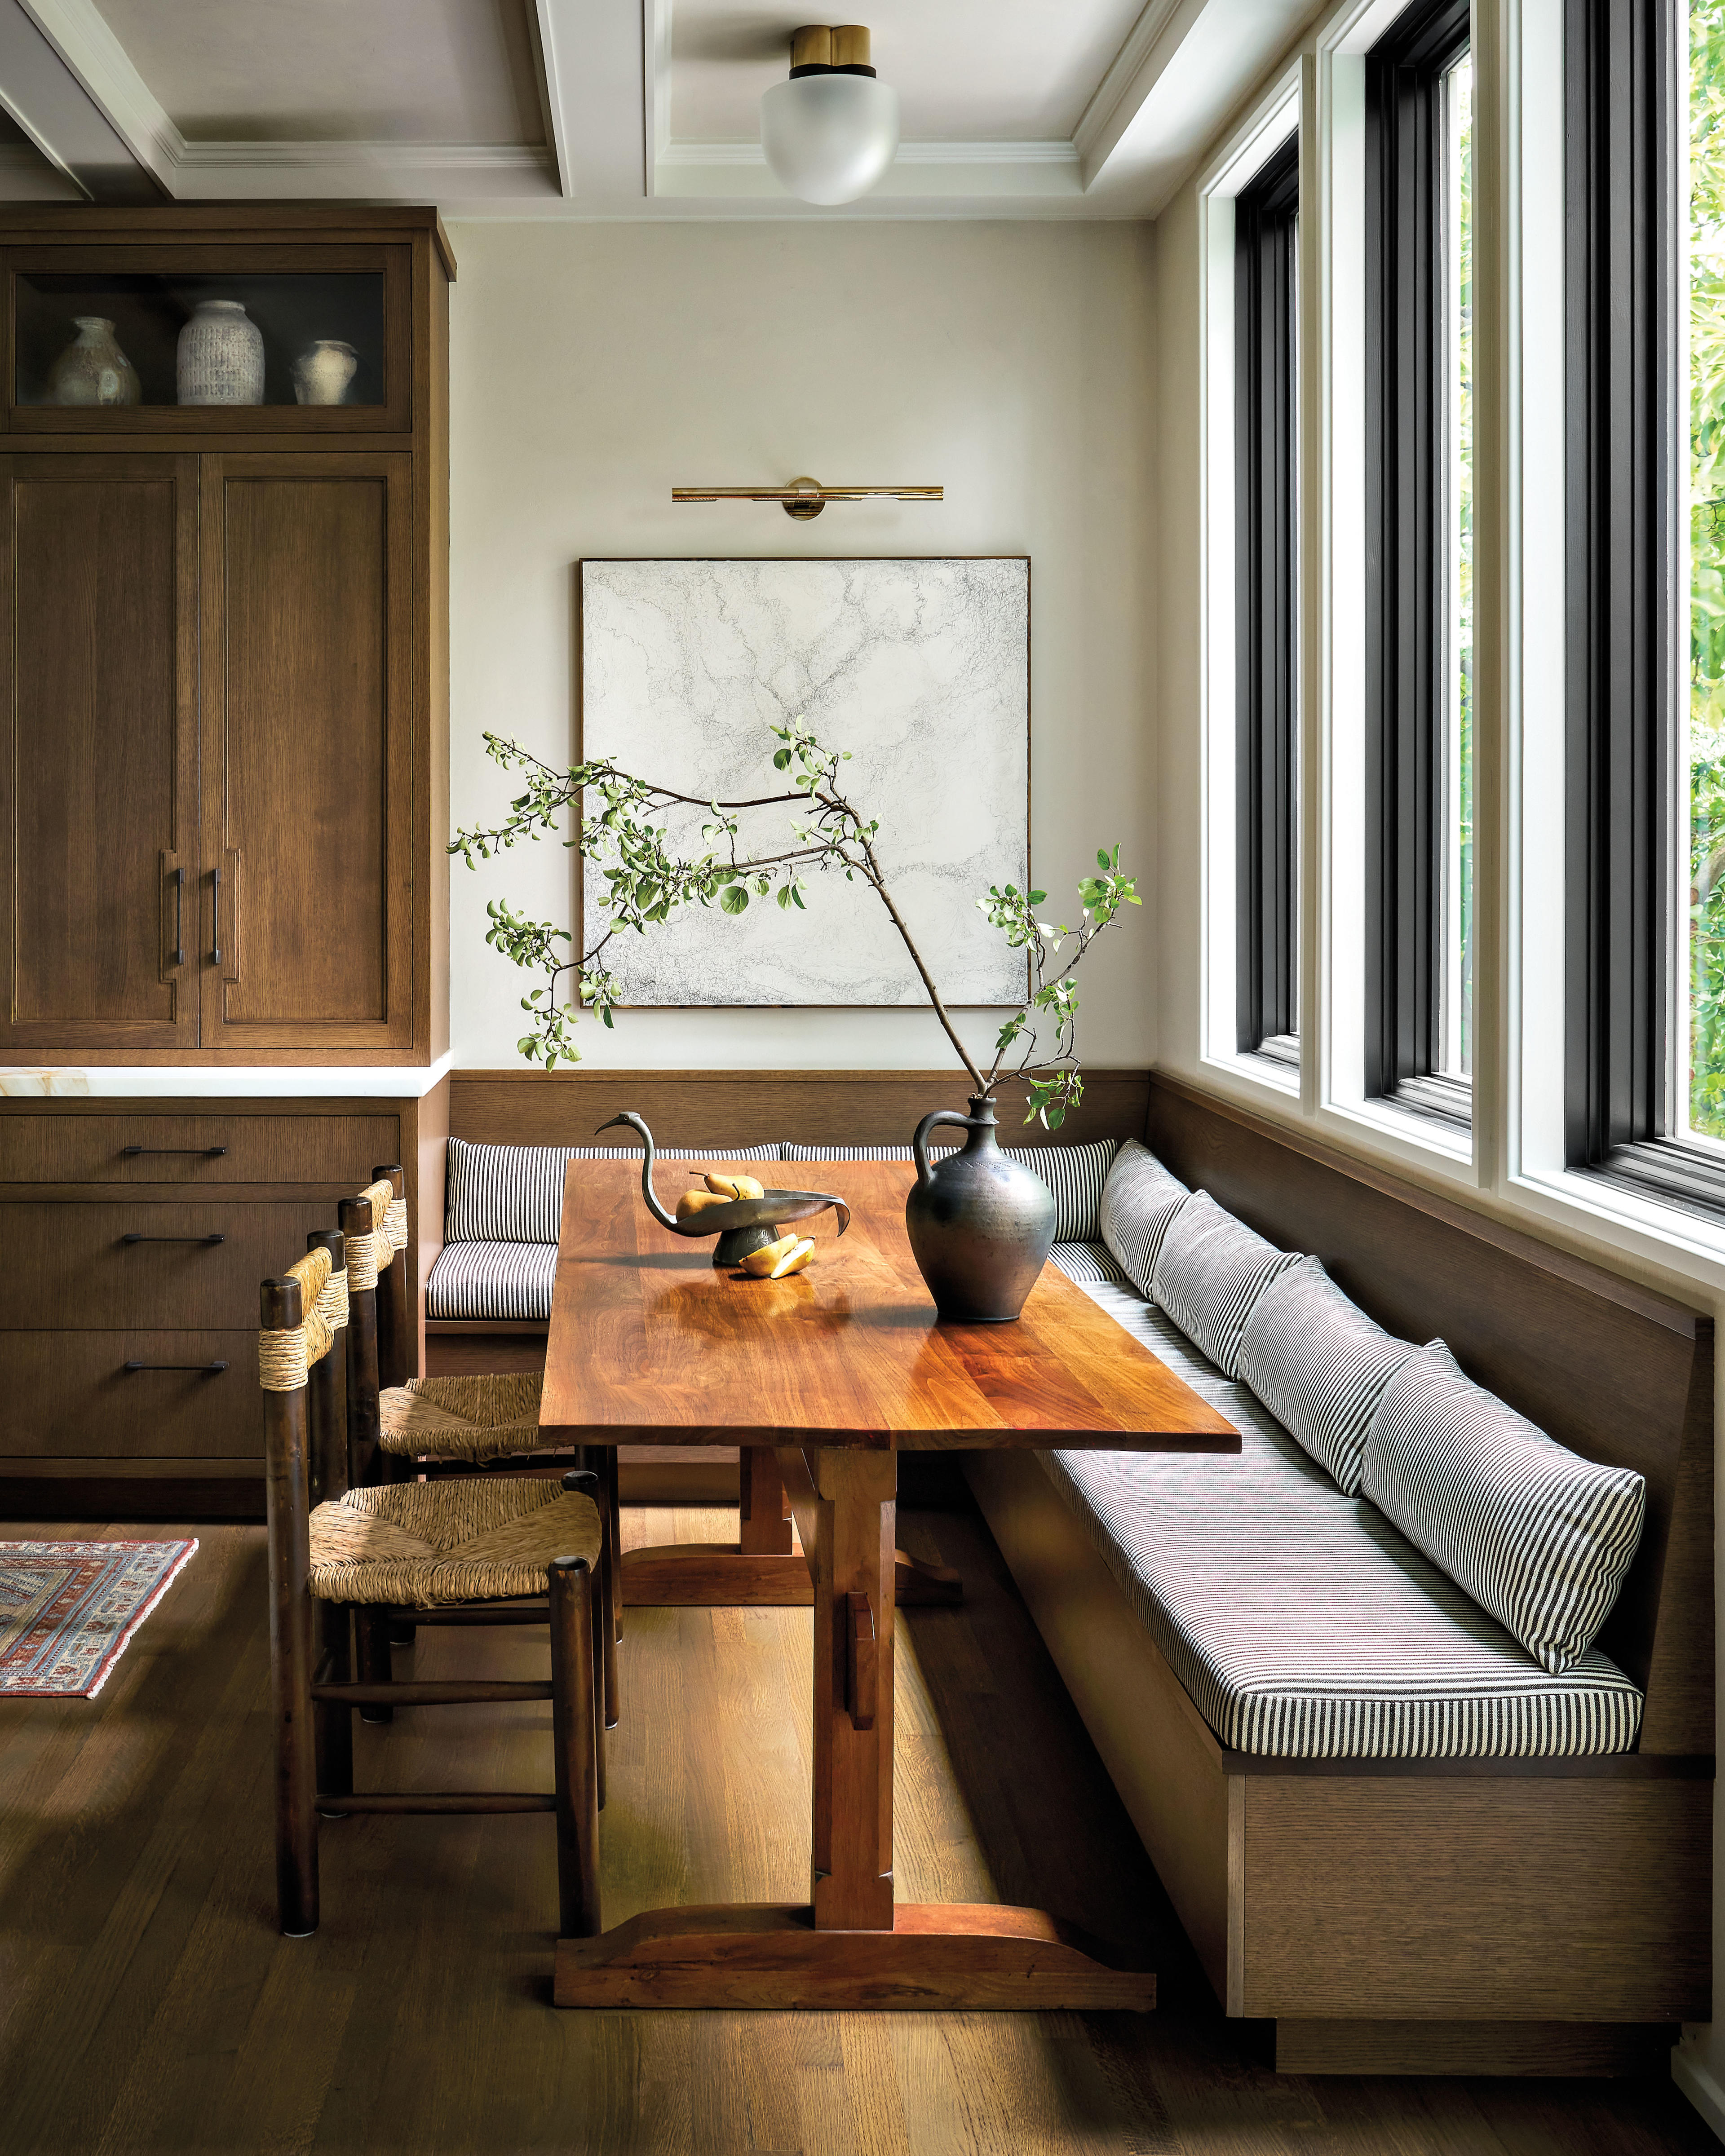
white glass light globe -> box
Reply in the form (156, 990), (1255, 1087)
(761, 73), (899, 206)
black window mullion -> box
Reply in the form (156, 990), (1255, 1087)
(1235, 134), (1300, 1055)
(1364, 0), (1470, 1101)
(1565, 0), (1675, 1167)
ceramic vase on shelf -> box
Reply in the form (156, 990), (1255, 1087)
(47, 318), (140, 407)
(291, 339), (358, 406)
(177, 299), (265, 406)
(904, 1094), (1055, 1322)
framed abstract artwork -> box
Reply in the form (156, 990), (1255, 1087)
(577, 556), (1030, 1007)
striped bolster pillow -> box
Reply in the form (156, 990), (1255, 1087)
(1359, 1342), (1647, 1675)
(1097, 1140), (1189, 1299)
(1150, 1189), (1300, 1378)
(1236, 1255), (1423, 1494)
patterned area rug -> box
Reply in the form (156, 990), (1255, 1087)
(0, 1540), (198, 1698)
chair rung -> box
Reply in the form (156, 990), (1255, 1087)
(313, 1791), (557, 1815)
(312, 1680), (554, 1705)
(373, 1601), (550, 1626)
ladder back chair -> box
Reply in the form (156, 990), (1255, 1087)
(261, 1246), (606, 1943)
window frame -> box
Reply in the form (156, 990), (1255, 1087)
(1558, 0), (1725, 1223)
(1234, 133), (1302, 1061)
(1362, 0), (1474, 1124)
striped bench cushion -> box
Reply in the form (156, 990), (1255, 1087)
(426, 1240), (557, 1322)
(1043, 1275), (1644, 1759)
(445, 1137), (779, 1242)
(781, 1138), (1117, 1240)
(428, 1236), (1129, 1321)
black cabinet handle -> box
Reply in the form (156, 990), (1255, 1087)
(124, 1360), (229, 1376)
(119, 1145), (228, 1158)
(210, 865), (221, 966)
(172, 866), (186, 967)
(120, 1232), (226, 1246)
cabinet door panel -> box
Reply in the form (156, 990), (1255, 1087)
(0, 454), (199, 1051)
(202, 453), (413, 1050)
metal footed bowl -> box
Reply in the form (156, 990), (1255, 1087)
(596, 1112), (850, 1266)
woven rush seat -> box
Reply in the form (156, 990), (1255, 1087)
(308, 1478), (602, 1608)
(378, 1372), (547, 1462)
(1044, 1277), (1646, 1761)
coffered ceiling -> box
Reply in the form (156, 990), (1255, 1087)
(0, 0), (1324, 217)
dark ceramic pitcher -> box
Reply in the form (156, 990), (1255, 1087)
(904, 1093), (1055, 1322)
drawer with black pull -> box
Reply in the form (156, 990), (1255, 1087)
(0, 1330), (261, 1456)
(0, 1201), (350, 1329)
(0, 1112), (398, 1188)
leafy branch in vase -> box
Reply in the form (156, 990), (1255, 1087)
(451, 719), (1139, 1128)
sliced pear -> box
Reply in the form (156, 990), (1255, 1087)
(675, 1188), (732, 1222)
(739, 1233), (799, 1277)
(767, 1237), (816, 1279)
(704, 1171), (765, 1201)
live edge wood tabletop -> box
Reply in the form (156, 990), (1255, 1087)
(541, 1158), (1238, 2012)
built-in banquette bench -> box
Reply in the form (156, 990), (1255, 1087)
(425, 1067), (1712, 2075)
(968, 1074), (1713, 2077)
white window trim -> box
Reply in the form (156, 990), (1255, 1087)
(1196, 62), (1303, 1107)
(1306, 0), (1479, 1183)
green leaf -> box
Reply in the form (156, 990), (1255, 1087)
(1097, 850), (1110, 870)
(720, 885), (750, 915)
(773, 748), (792, 769)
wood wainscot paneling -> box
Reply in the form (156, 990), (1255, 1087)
(449, 1067), (1152, 1152)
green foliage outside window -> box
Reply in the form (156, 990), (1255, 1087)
(1690, 1), (1725, 1136)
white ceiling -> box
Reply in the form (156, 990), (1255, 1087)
(671, 0), (1147, 146)
(0, 0), (1326, 218)
(93, 0), (544, 145)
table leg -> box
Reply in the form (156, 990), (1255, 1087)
(619, 1440), (962, 1608)
(554, 1445), (1156, 2012)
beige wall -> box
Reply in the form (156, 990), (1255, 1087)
(444, 217), (1159, 1078)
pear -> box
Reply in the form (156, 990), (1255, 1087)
(704, 1171), (765, 1201)
(675, 1188), (732, 1222)
(738, 1233), (799, 1277)
(767, 1237), (816, 1279)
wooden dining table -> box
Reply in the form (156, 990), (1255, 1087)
(540, 1156), (1239, 2010)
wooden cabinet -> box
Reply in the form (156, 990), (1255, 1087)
(0, 1082), (449, 1520)
(0, 208), (449, 1064)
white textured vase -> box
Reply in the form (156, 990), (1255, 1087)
(177, 299), (265, 406)
(47, 317), (140, 406)
(291, 339), (358, 406)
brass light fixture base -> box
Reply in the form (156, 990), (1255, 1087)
(783, 475), (825, 521)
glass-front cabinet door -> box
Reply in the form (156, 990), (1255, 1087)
(2, 247), (409, 431)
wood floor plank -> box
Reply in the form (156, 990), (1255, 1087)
(0, 1502), (1712, 2156)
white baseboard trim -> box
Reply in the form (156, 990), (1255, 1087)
(1673, 2045), (1725, 2147)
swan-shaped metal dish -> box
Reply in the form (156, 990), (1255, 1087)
(597, 1112), (851, 1267)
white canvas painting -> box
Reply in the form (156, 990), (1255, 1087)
(578, 558), (1030, 1007)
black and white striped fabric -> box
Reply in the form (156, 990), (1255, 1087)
(1040, 1275), (1643, 1758)
(1150, 1189), (1300, 1379)
(1048, 1241), (1132, 1288)
(1359, 1343), (1647, 1677)
(444, 1137), (778, 1243)
(781, 1139), (1117, 1240)
(1236, 1256), (1422, 1495)
(1097, 1140), (1189, 1299)
(426, 1240), (557, 1322)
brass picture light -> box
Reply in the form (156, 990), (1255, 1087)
(671, 476), (942, 521)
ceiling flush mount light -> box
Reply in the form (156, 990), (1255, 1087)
(672, 477), (941, 521)
(760, 25), (899, 206)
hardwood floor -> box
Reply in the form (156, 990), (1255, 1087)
(0, 1499), (1714, 2155)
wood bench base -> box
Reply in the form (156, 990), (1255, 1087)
(554, 1902), (1156, 2010)
(1272, 2018), (1681, 2078)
